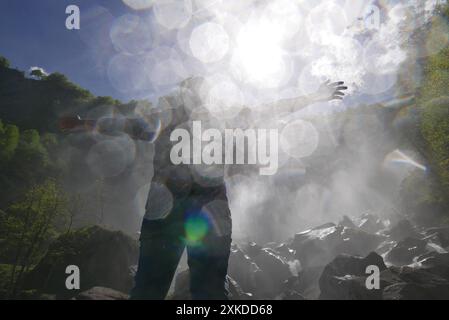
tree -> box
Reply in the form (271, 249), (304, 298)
(4, 180), (68, 297)
(0, 56), (10, 69)
(0, 121), (19, 162)
(30, 68), (47, 80)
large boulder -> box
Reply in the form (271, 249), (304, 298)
(228, 244), (294, 299)
(24, 226), (139, 299)
(252, 248), (292, 296)
(383, 267), (449, 300)
(357, 213), (386, 234)
(169, 269), (253, 300)
(385, 237), (428, 266)
(73, 287), (129, 300)
(228, 245), (262, 296)
(384, 219), (420, 241)
(319, 252), (387, 300)
(425, 227), (449, 248)
(291, 224), (384, 269)
(415, 252), (449, 281)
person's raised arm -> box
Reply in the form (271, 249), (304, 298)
(59, 115), (159, 141)
(258, 80), (348, 114)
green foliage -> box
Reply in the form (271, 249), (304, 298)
(30, 69), (46, 80)
(0, 56), (10, 68)
(0, 121), (19, 162)
(0, 62), (135, 132)
(1, 180), (68, 296)
(0, 119), (60, 207)
(415, 2), (449, 200)
(421, 97), (449, 190)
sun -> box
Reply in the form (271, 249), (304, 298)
(231, 18), (288, 88)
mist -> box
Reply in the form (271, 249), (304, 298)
(64, 0), (444, 245)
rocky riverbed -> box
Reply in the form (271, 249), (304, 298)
(19, 214), (449, 300)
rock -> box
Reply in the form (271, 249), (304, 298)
(291, 224), (340, 268)
(385, 237), (428, 266)
(339, 215), (356, 229)
(274, 243), (296, 260)
(415, 252), (449, 281)
(334, 227), (385, 257)
(385, 219), (420, 241)
(170, 270), (253, 300)
(252, 248), (292, 298)
(425, 226), (449, 247)
(383, 267), (449, 300)
(73, 287), (129, 300)
(291, 224), (384, 269)
(379, 267), (403, 289)
(228, 245), (262, 295)
(244, 242), (262, 259)
(277, 290), (306, 300)
(297, 266), (324, 300)
(226, 276), (253, 300)
(358, 213), (385, 234)
(319, 252), (387, 300)
(276, 277), (306, 300)
(23, 226), (139, 299)
(228, 244), (293, 299)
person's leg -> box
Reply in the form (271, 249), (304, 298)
(186, 199), (232, 300)
(130, 211), (184, 300)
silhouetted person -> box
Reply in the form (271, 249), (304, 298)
(60, 78), (347, 299)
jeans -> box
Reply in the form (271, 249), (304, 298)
(130, 194), (232, 300)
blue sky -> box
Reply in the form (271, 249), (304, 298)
(0, 0), (136, 100)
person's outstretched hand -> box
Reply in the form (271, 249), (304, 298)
(315, 80), (348, 102)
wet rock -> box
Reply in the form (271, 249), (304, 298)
(252, 248), (292, 298)
(415, 252), (449, 281)
(227, 276), (253, 300)
(291, 224), (340, 268)
(277, 290), (306, 300)
(297, 266), (324, 300)
(334, 227), (385, 257)
(23, 226), (139, 299)
(385, 219), (420, 241)
(244, 242), (262, 259)
(425, 226), (449, 248)
(385, 237), (428, 266)
(358, 213), (385, 234)
(73, 287), (129, 300)
(228, 245), (262, 295)
(383, 267), (449, 300)
(339, 215), (356, 229)
(291, 224), (384, 269)
(277, 277), (306, 300)
(170, 269), (253, 300)
(274, 243), (296, 260)
(379, 267), (403, 289)
(319, 252), (387, 300)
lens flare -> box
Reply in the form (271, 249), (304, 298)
(184, 212), (210, 245)
(189, 22), (230, 63)
(280, 119), (319, 159)
(122, 0), (154, 10)
(153, 0), (192, 30)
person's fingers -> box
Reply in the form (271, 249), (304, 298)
(334, 91), (346, 96)
(330, 81), (345, 87)
(336, 86), (348, 91)
(332, 95), (344, 100)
